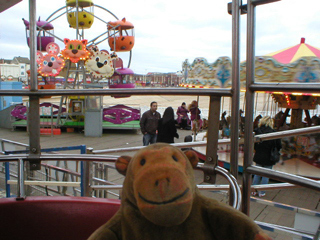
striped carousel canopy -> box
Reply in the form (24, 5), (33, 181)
(264, 37), (320, 64)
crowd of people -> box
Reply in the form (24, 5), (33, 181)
(140, 100), (204, 145)
(140, 102), (284, 198)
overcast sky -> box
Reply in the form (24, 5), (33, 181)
(0, 0), (319, 74)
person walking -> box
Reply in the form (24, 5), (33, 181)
(140, 101), (161, 146)
(252, 116), (282, 197)
(188, 100), (202, 132)
(157, 107), (179, 144)
(176, 102), (190, 129)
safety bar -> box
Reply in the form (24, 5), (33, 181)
(213, 166), (242, 210)
(4, 156), (241, 209)
(91, 164), (242, 210)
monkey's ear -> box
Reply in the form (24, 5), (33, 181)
(115, 156), (132, 176)
(183, 150), (199, 169)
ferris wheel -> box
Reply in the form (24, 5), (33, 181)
(23, 0), (135, 87)
(22, 0), (136, 125)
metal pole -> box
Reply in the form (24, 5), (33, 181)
(29, 0), (37, 92)
(17, 159), (25, 199)
(28, 0), (41, 170)
(81, 146), (92, 196)
(242, 0), (256, 215)
(204, 96), (221, 184)
(5, 162), (10, 197)
(229, 0), (241, 205)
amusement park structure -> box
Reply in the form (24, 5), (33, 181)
(181, 38), (320, 178)
(13, 0), (140, 135)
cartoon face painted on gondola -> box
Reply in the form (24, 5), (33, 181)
(60, 38), (90, 63)
(36, 42), (65, 77)
(85, 45), (115, 79)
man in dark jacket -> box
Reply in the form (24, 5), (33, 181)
(140, 101), (161, 146)
(252, 116), (282, 197)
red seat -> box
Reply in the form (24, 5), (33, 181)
(0, 196), (120, 240)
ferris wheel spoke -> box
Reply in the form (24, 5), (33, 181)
(46, 6), (68, 22)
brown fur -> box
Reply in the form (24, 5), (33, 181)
(88, 143), (271, 240)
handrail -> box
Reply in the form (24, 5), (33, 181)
(0, 138), (29, 148)
(251, 197), (320, 217)
(254, 125), (320, 142)
(255, 221), (314, 240)
(0, 88), (232, 97)
(91, 125), (320, 154)
(0, 154), (118, 162)
(215, 166), (242, 210)
(7, 180), (81, 187)
(250, 82), (320, 94)
(91, 139), (244, 154)
(1, 154), (319, 192)
(247, 166), (320, 192)
(6, 182), (306, 192)
(196, 164), (241, 209)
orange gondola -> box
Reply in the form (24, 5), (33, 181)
(108, 18), (135, 52)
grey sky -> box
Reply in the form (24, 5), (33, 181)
(0, 0), (319, 74)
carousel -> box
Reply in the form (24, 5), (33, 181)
(181, 37), (320, 179)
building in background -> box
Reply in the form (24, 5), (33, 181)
(0, 57), (30, 82)
(132, 72), (182, 87)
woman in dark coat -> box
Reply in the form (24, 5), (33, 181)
(156, 107), (179, 144)
(176, 102), (190, 129)
(252, 116), (282, 197)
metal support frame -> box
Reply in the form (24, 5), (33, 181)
(28, 0), (41, 171)
(81, 146), (92, 197)
(242, 0), (256, 215)
(5, 162), (10, 198)
(17, 158), (25, 199)
(204, 96), (221, 184)
(230, 0), (241, 205)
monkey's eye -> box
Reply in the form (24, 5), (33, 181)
(172, 156), (178, 162)
(140, 159), (146, 166)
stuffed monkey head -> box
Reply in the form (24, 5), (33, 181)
(116, 143), (199, 227)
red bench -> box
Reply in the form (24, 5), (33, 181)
(0, 196), (120, 240)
